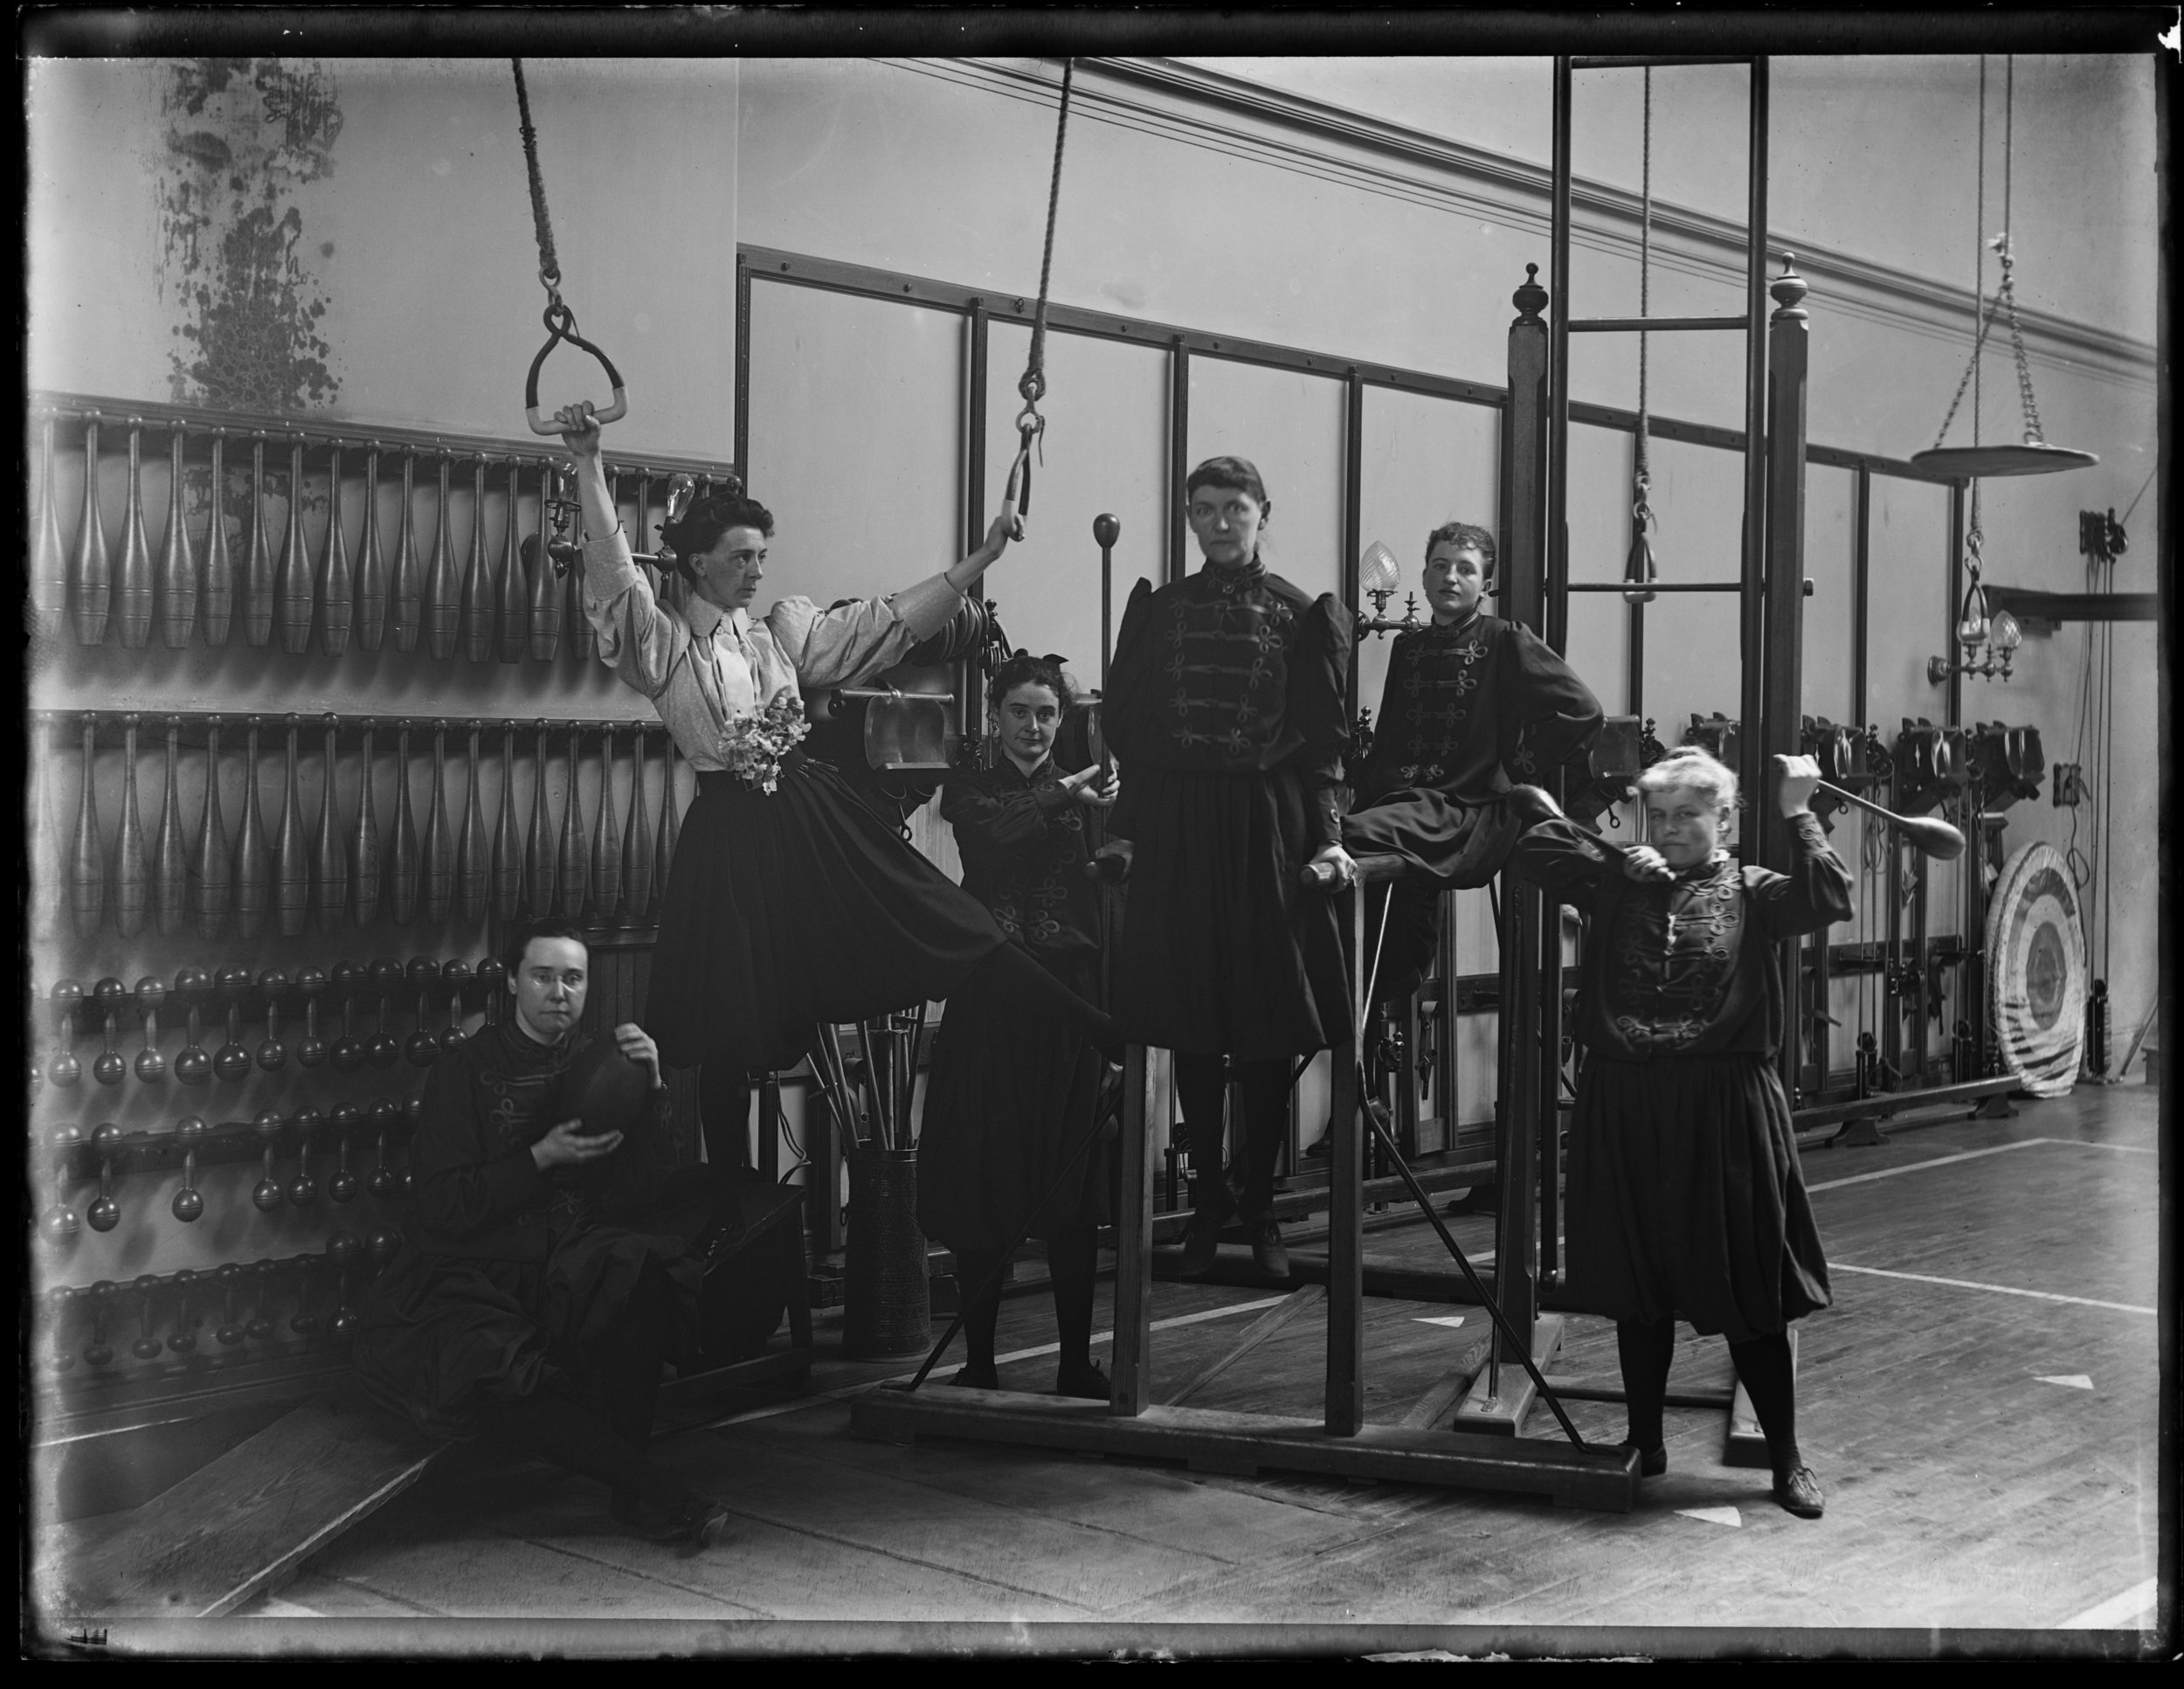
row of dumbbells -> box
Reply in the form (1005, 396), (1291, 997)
(32, 959), (507, 1090)
(41, 1099), (420, 1240)
(41, 1243), (400, 1373)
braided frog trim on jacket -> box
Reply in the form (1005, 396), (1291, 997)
(1606, 858), (1744, 1053)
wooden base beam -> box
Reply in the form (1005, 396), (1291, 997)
(1451, 1313), (1565, 1436)
(850, 1382), (1638, 1512)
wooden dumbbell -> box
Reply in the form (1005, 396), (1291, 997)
(171, 1117), (206, 1222)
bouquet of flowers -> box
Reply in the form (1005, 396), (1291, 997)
(716, 691), (812, 794)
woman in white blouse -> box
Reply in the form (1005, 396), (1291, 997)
(554, 403), (1111, 1165)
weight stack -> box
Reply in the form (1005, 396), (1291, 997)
(841, 1147), (931, 1359)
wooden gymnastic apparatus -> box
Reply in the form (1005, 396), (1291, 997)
(854, 52), (1821, 1499)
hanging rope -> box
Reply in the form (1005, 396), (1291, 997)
(512, 59), (626, 435)
(1010, 58), (1075, 515)
(1623, 69), (1658, 606)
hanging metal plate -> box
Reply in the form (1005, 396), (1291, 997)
(1908, 443), (2099, 479)
(1984, 840), (2087, 1097)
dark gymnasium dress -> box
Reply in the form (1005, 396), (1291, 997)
(1511, 814), (1850, 1342)
(577, 525), (1007, 1073)
(352, 1017), (707, 1439)
(1344, 607), (1601, 1000)
(919, 756), (1114, 1253)
(1104, 559), (1354, 1059)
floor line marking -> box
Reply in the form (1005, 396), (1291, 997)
(2057, 1576), (2160, 1630)
(1829, 1262), (2154, 1316)
(693, 1294), (1296, 1430)
(1804, 1137), (2052, 1193)
(2054, 1139), (2159, 1155)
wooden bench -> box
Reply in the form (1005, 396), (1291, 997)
(37, 1174), (815, 1621)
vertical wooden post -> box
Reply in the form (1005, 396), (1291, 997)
(1343, 368), (1365, 724)
(1324, 886), (1365, 1436)
(732, 252), (751, 484)
(1735, 59), (1773, 856)
(1763, 260), (1810, 1100)
(1111, 1042), (1157, 1416)
(1457, 267), (1552, 1435)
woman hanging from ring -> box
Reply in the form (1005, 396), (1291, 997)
(551, 403), (1111, 1167)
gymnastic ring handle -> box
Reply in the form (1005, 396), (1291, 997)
(524, 304), (628, 435)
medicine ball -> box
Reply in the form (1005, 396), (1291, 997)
(562, 1037), (652, 1138)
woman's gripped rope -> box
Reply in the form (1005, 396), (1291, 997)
(512, 59), (627, 433)
(1012, 58), (1075, 515)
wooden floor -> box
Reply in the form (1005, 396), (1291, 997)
(33, 1087), (2166, 1656)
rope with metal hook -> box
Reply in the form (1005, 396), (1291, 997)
(511, 59), (627, 435)
(1010, 57), (1075, 516)
(1624, 69), (1658, 606)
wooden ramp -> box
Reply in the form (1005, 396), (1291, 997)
(38, 1390), (445, 1621)
(851, 1383), (1640, 1512)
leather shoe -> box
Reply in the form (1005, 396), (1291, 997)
(948, 1362), (999, 1389)
(1179, 1208), (1227, 1277)
(1054, 1360), (1111, 1400)
(1618, 1441), (1668, 1478)
(1248, 1215), (1289, 1278)
(676, 1492), (732, 1556)
(610, 1487), (684, 1541)
(1773, 1464), (1826, 1519)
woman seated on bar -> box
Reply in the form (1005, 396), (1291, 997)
(1341, 519), (1602, 1007)
(352, 918), (730, 1553)
(920, 652), (1120, 1397)
(1511, 748), (1847, 1519)
(1103, 455), (1354, 1281)
(548, 402), (1110, 1173)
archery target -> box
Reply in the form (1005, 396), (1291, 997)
(1985, 841), (2087, 1097)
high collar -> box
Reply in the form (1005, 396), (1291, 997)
(1199, 556), (1267, 593)
(1668, 848), (1733, 883)
(684, 593), (747, 640)
(999, 751), (1055, 784)
(1423, 606), (1485, 639)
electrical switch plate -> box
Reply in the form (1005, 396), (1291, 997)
(2052, 763), (2086, 806)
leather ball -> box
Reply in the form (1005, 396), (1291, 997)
(561, 1038), (653, 1139)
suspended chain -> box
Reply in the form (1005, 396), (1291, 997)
(511, 59), (562, 294)
(1996, 59), (2048, 445)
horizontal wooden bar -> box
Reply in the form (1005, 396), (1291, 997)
(30, 708), (663, 744)
(27, 388), (735, 484)
(1541, 1375), (1737, 1410)
(850, 1386), (1639, 1510)
(1987, 587), (2160, 623)
(1792, 1074), (2019, 1131)
(1565, 580), (1744, 593)
(1568, 55), (1758, 68)
(1567, 315), (1748, 333)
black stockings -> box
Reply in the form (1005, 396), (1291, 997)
(955, 1225), (1098, 1375)
(1173, 1053), (1292, 1218)
(1614, 1316), (1802, 1478)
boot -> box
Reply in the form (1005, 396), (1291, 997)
(1179, 1180), (1234, 1277)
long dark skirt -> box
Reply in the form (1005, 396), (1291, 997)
(1344, 789), (1526, 1003)
(917, 948), (1113, 1254)
(1112, 765), (1349, 1059)
(1565, 1051), (1832, 1343)
(351, 1193), (709, 1441)
(648, 755), (1006, 1072)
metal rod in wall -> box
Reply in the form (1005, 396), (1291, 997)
(966, 301), (989, 557)
(1853, 464), (1872, 730)
(1343, 366), (1364, 721)
(1734, 59), (1773, 852)
(733, 251), (752, 483)
(1167, 336), (1190, 585)
(1945, 481), (1966, 732)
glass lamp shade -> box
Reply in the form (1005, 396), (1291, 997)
(665, 474), (696, 523)
(1955, 579), (1991, 649)
(1358, 540), (1401, 599)
(1989, 608), (2022, 654)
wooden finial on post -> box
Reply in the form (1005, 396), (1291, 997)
(1513, 261), (1550, 323)
(1769, 253), (1809, 320)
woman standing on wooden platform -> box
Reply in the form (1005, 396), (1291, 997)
(920, 653), (1119, 1397)
(549, 403), (1110, 1172)
(1103, 456), (1355, 1280)
(1512, 749), (1848, 1519)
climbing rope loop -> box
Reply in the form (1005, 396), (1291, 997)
(1009, 57), (1075, 518)
(513, 59), (628, 435)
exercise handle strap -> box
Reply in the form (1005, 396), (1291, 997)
(525, 300), (629, 434)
